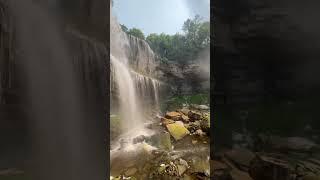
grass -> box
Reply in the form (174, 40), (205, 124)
(163, 93), (209, 111)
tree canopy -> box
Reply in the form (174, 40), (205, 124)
(120, 25), (145, 40)
(146, 15), (210, 65)
(120, 15), (211, 94)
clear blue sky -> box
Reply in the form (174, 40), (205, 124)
(112, 0), (210, 36)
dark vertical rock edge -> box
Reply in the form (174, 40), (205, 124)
(213, 0), (320, 145)
(212, 0), (320, 179)
(0, 0), (109, 179)
(210, 0), (215, 162)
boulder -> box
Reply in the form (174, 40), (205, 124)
(191, 104), (210, 110)
(159, 133), (172, 151)
(190, 156), (210, 177)
(302, 174), (320, 180)
(249, 154), (292, 180)
(270, 136), (318, 152)
(146, 132), (172, 151)
(166, 121), (190, 140)
(124, 167), (137, 176)
(132, 135), (146, 144)
(181, 114), (190, 122)
(200, 118), (210, 134)
(187, 121), (201, 133)
(165, 111), (182, 121)
(166, 161), (179, 176)
(177, 165), (187, 176)
(224, 148), (255, 171)
(196, 129), (206, 137)
(188, 111), (202, 121)
(161, 117), (175, 126)
(212, 160), (228, 171)
(199, 105), (209, 110)
(179, 108), (190, 115)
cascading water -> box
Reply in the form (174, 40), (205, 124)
(110, 54), (142, 131)
(110, 12), (162, 150)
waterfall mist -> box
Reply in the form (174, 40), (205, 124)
(194, 47), (210, 91)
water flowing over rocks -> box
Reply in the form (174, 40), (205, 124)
(111, 104), (210, 179)
(110, 13), (163, 140)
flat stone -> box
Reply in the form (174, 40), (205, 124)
(177, 165), (187, 176)
(166, 121), (190, 140)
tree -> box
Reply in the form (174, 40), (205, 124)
(127, 28), (145, 40)
(120, 24), (128, 33)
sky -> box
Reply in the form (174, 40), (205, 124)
(112, 0), (210, 36)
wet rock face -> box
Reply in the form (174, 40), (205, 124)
(126, 35), (160, 78)
(214, 0), (320, 144)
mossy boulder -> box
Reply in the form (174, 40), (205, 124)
(200, 113), (210, 134)
(166, 121), (190, 140)
(187, 121), (201, 133)
(159, 133), (172, 151)
(110, 114), (122, 140)
(188, 111), (202, 121)
(146, 132), (172, 151)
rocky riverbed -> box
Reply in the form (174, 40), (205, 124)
(212, 133), (320, 180)
(110, 105), (210, 180)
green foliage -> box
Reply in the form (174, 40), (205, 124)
(127, 28), (145, 40)
(164, 93), (209, 110)
(145, 15), (210, 64)
(120, 24), (128, 33)
(110, 114), (121, 140)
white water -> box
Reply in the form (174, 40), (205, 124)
(110, 54), (142, 131)
(110, 13), (161, 144)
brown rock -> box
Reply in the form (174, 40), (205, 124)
(188, 111), (202, 121)
(249, 154), (292, 180)
(212, 160), (228, 171)
(196, 129), (206, 137)
(224, 148), (255, 171)
(161, 117), (175, 125)
(165, 111), (182, 121)
(179, 108), (190, 115)
(124, 167), (137, 176)
(181, 114), (190, 122)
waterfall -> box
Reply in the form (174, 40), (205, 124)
(110, 54), (142, 131)
(110, 13), (161, 142)
(110, 11), (161, 129)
